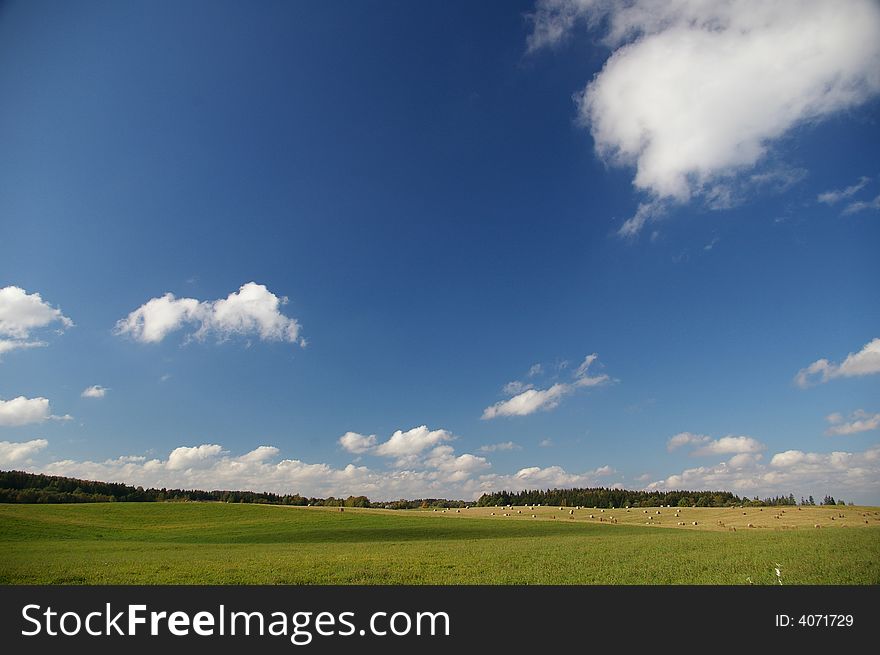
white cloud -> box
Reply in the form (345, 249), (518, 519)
(502, 380), (534, 395)
(817, 176), (871, 204)
(18, 439), (497, 500)
(727, 452), (762, 469)
(482, 353), (609, 419)
(476, 462), (614, 493)
(373, 426), (454, 463)
(692, 436), (765, 457)
(528, 0), (880, 236)
(0, 339), (47, 357)
(338, 431), (378, 454)
(81, 385), (108, 399)
(482, 383), (571, 419)
(648, 444), (880, 502)
(667, 431), (765, 456)
(166, 444), (226, 470)
(795, 338), (880, 387)
(0, 438), (48, 467)
(826, 410), (880, 436)
(337, 425), (489, 479)
(666, 432), (709, 452)
(0, 286), (73, 359)
(115, 282), (304, 347)
(0, 396), (51, 426)
(528, 363), (543, 377)
(841, 194), (880, 215)
(539, 438), (553, 447)
(478, 441), (522, 453)
(14, 432), (876, 502)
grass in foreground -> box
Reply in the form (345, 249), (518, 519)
(0, 503), (877, 584)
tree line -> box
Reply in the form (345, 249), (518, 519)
(476, 488), (850, 508)
(0, 470), (467, 509)
(0, 470), (849, 507)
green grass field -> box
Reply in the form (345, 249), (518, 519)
(1, 502), (878, 584)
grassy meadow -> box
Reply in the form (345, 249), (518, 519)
(1, 502), (878, 584)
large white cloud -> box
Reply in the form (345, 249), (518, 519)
(826, 410), (880, 437)
(0, 286), (73, 358)
(482, 354), (609, 419)
(166, 444), (226, 470)
(0, 438), (48, 467)
(795, 338), (880, 387)
(115, 282), (305, 347)
(528, 0), (880, 236)
(0, 396), (50, 426)
(0, 396), (71, 425)
(373, 426), (453, 460)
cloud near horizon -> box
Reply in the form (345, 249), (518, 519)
(2, 436), (875, 503)
(527, 0), (880, 236)
(0, 435), (615, 501)
(115, 282), (305, 348)
(649, 444), (879, 501)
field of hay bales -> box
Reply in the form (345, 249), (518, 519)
(1, 502), (877, 584)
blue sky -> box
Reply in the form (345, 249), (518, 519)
(1, 0), (879, 502)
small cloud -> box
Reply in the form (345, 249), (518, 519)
(539, 438), (553, 448)
(338, 431), (378, 455)
(81, 385), (108, 399)
(817, 176), (871, 205)
(667, 432), (710, 452)
(825, 409), (880, 436)
(527, 363), (543, 377)
(692, 436), (765, 457)
(667, 432), (764, 456)
(502, 380), (534, 395)
(478, 441), (522, 453)
(841, 194), (880, 216)
(703, 237), (720, 251)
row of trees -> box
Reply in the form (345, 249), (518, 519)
(0, 471), (363, 506)
(0, 470), (849, 507)
(476, 488), (849, 508)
